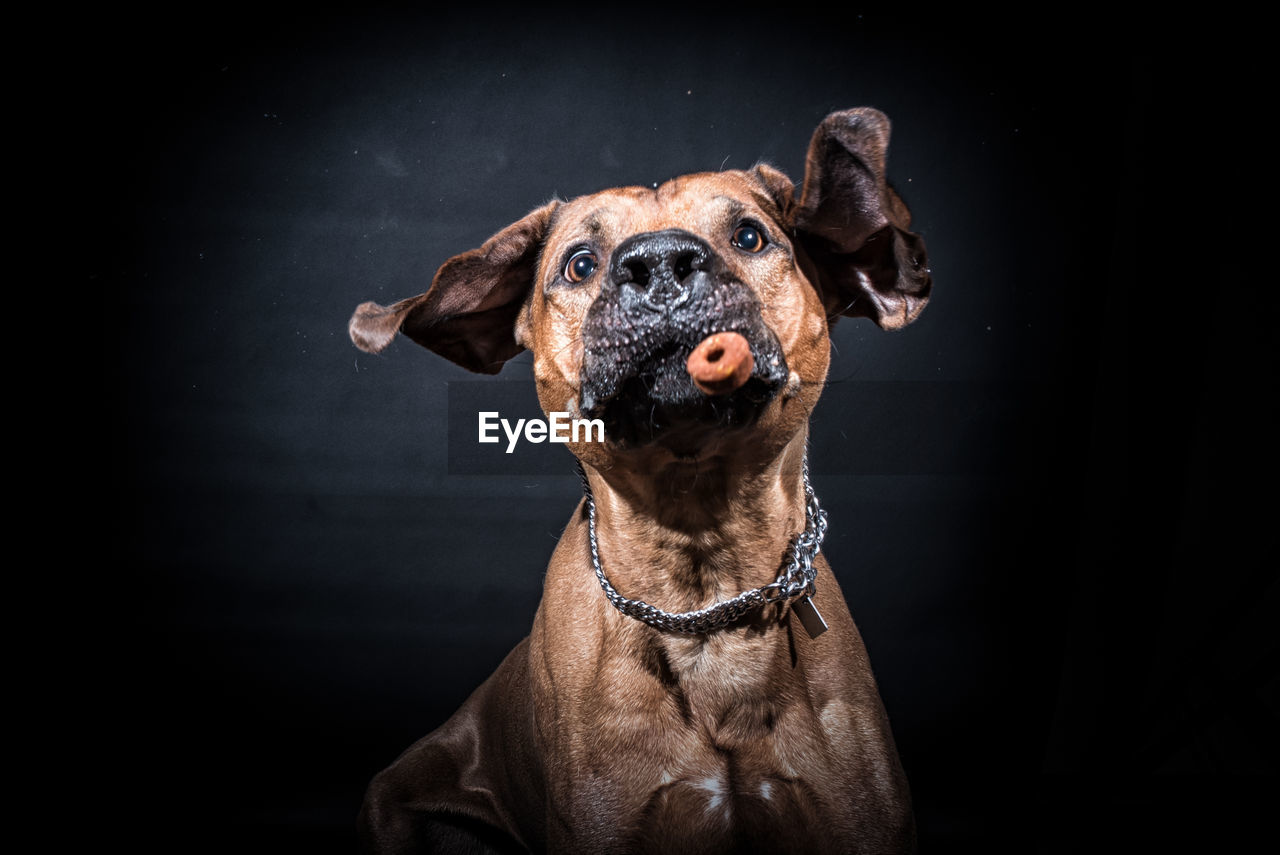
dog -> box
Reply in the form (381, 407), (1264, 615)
(349, 107), (932, 854)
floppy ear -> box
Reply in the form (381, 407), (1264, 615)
(794, 108), (932, 330)
(348, 201), (558, 373)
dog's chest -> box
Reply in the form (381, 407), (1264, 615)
(584, 639), (859, 852)
(634, 765), (831, 854)
(622, 706), (858, 855)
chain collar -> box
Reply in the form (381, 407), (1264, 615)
(576, 457), (829, 636)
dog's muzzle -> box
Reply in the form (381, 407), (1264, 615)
(579, 229), (789, 448)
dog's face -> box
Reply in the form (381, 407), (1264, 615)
(350, 108), (931, 471)
(515, 169), (822, 465)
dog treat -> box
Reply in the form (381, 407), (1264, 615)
(686, 331), (754, 395)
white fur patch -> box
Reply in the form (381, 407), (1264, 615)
(784, 370), (801, 398)
(694, 773), (730, 816)
(820, 699), (855, 750)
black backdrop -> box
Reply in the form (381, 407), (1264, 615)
(89, 8), (1274, 854)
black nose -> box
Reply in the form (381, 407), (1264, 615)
(610, 230), (715, 311)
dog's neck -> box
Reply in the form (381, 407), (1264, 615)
(580, 432), (811, 615)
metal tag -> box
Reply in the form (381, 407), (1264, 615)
(793, 595), (828, 638)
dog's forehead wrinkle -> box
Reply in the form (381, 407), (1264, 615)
(581, 207), (610, 236)
(716, 196), (747, 219)
(553, 197), (642, 246)
(538, 186), (779, 277)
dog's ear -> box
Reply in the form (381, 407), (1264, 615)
(794, 108), (931, 330)
(348, 201), (558, 373)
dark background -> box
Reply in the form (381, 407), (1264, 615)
(86, 8), (1273, 853)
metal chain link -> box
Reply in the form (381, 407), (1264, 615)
(578, 457), (828, 634)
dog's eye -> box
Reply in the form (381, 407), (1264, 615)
(564, 249), (598, 283)
(731, 222), (767, 253)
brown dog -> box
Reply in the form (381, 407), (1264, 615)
(349, 107), (932, 854)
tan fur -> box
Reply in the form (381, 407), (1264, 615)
(353, 108), (930, 854)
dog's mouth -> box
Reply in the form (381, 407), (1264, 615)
(578, 279), (789, 450)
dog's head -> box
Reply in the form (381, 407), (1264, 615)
(350, 108), (930, 470)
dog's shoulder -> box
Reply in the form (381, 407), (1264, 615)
(359, 637), (543, 854)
